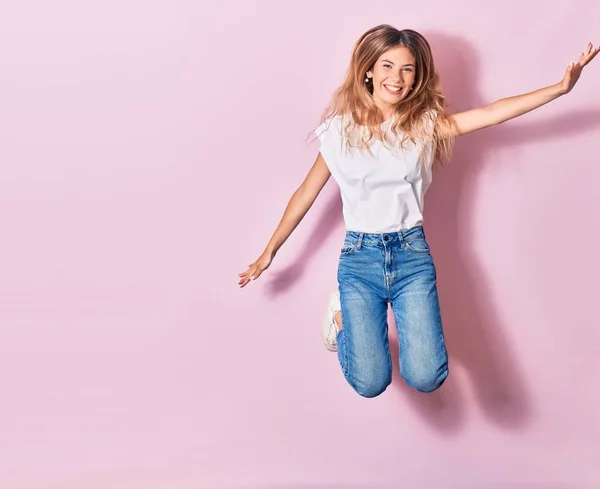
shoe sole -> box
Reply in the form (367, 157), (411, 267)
(321, 291), (340, 352)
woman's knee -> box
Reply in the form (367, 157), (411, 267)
(347, 373), (392, 398)
(404, 367), (448, 393)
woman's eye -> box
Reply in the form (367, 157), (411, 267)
(383, 64), (392, 69)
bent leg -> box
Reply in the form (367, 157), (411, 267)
(337, 286), (391, 398)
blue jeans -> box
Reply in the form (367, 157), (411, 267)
(336, 225), (449, 398)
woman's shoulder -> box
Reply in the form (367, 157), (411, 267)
(417, 108), (439, 135)
(316, 114), (345, 137)
(319, 113), (345, 127)
(419, 107), (438, 120)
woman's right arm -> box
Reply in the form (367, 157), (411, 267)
(238, 152), (331, 288)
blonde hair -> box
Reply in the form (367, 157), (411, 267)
(320, 24), (455, 164)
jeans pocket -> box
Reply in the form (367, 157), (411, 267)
(404, 235), (430, 254)
(340, 238), (359, 256)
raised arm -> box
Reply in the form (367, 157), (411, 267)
(238, 153), (331, 288)
(442, 43), (599, 137)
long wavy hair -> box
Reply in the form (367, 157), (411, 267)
(320, 25), (455, 164)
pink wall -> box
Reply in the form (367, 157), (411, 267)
(1, 1), (599, 488)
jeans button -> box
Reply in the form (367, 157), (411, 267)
(383, 235), (390, 241)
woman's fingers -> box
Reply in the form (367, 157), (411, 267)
(238, 264), (256, 287)
(238, 261), (267, 287)
(581, 43), (599, 66)
(239, 254), (273, 287)
(239, 263), (254, 278)
(239, 274), (253, 287)
(587, 45), (600, 62)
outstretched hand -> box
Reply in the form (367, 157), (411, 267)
(238, 251), (273, 288)
(560, 42), (599, 94)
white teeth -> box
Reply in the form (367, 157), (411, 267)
(385, 85), (401, 92)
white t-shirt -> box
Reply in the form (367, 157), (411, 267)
(315, 112), (437, 233)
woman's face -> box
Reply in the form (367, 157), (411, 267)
(367, 45), (417, 109)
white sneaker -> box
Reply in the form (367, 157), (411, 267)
(321, 290), (341, 352)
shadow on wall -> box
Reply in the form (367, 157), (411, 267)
(264, 31), (600, 433)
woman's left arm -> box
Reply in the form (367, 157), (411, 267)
(444, 43), (599, 137)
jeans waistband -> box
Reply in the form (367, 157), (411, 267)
(344, 225), (425, 246)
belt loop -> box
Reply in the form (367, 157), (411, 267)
(397, 230), (404, 244)
(357, 232), (364, 249)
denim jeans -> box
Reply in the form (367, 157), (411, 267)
(336, 225), (449, 398)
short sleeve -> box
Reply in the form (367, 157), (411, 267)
(419, 109), (438, 170)
(424, 109), (438, 135)
(314, 116), (340, 172)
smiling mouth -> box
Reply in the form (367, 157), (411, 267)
(383, 84), (403, 95)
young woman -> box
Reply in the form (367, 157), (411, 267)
(238, 25), (598, 398)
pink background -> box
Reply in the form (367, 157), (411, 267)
(1, 1), (599, 488)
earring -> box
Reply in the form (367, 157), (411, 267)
(365, 75), (370, 83)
